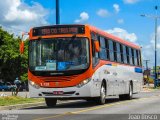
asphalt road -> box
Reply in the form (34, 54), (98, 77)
(0, 90), (160, 120)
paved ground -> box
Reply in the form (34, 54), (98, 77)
(0, 89), (160, 120)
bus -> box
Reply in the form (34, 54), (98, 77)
(27, 24), (143, 107)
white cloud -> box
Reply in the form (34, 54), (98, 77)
(113, 4), (120, 13)
(142, 25), (160, 67)
(123, 0), (140, 4)
(97, 9), (110, 17)
(75, 12), (89, 23)
(106, 28), (137, 43)
(117, 19), (124, 24)
(0, 0), (49, 35)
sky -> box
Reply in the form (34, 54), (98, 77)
(0, 0), (160, 68)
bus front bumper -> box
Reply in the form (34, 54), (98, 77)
(29, 81), (100, 98)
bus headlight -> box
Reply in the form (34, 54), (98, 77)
(28, 80), (40, 89)
(77, 78), (91, 88)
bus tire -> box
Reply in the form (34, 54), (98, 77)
(119, 94), (125, 100)
(126, 83), (133, 100)
(96, 83), (106, 105)
(45, 98), (57, 107)
(119, 83), (133, 100)
(85, 98), (94, 102)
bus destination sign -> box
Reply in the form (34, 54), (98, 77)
(32, 25), (85, 36)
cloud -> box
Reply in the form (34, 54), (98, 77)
(123, 0), (140, 4)
(141, 25), (160, 67)
(117, 19), (124, 24)
(75, 12), (89, 23)
(106, 28), (137, 43)
(97, 9), (110, 17)
(113, 4), (120, 13)
(0, 0), (49, 35)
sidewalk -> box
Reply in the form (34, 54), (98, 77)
(0, 92), (30, 98)
(0, 102), (45, 110)
(142, 84), (155, 92)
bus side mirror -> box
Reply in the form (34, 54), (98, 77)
(94, 41), (100, 52)
(19, 32), (25, 54)
(19, 32), (29, 54)
(20, 41), (24, 54)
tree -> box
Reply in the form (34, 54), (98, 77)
(0, 27), (28, 83)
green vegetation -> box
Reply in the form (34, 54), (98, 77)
(0, 27), (28, 82)
(148, 77), (154, 84)
(0, 96), (44, 106)
(149, 86), (160, 89)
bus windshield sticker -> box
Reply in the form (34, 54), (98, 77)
(58, 62), (67, 70)
(46, 61), (56, 70)
(65, 61), (74, 65)
(35, 66), (46, 71)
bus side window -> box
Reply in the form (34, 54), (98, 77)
(109, 40), (114, 61)
(113, 41), (117, 62)
(91, 33), (99, 67)
(136, 50), (140, 66)
(126, 46), (130, 64)
(129, 47), (133, 65)
(131, 48), (135, 65)
(116, 42), (121, 63)
(123, 45), (127, 64)
(120, 44), (124, 63)
(99, 36), (107, 60)
(105, 38), (110, 60)
(138, 50), (142, 66)
(134, 49), (138, 66)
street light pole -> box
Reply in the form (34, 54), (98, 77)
(56, 0), (60, 24)
(154, 16), (158, 88)
(140, 6), (160, 88)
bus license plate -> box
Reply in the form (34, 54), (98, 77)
(53, 91), (63, 95)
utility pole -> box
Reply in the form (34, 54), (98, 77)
(144, 60), (150, 86)
(141, 5), (160, 88)
(56, 0), (60, 24)
(154, 5), (158, 88)
(144, 60), (150, 70)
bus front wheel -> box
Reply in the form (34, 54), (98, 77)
(45, 98), (57, 107)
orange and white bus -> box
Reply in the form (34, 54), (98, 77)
(28, 24), (143, 107)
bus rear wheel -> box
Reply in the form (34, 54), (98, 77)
(96, 84), (106, 105)
(45, 98), (57, 107)
(119, 83), (133, 100)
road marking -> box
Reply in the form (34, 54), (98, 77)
(70, 97), (150, 114)
(34, 96), (160, 120)
(34, 113), (72, 120)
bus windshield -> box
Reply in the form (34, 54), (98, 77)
(29, 38), (89, 71)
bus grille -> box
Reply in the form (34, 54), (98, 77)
(37, 75), (78, 82)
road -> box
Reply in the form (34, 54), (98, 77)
(0, 90), (160, 120)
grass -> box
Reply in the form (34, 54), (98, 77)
(150, 86), (160, 89)
(0, 96), (44, 106)
(144, 85), (160, 90)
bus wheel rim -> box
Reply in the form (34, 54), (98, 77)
(129, 85), (132, 97)
(101, 85), (105, 103)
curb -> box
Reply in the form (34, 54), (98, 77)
(0, 100), (76, 110)
(0, 102), (45, 110)
(141, 88), (160, 92)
